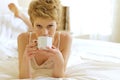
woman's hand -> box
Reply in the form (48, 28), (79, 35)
(37, 46), (64, 63)
(23, 40), (37, 59)
(23, 40), (64, 64)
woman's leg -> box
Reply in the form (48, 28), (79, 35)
(8, 3), (32, 31)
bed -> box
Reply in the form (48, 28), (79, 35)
(1, 1), (120, 80)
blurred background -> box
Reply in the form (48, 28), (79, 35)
(1, 0), (120, 43)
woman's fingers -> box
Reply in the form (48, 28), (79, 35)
(52, 45), (56, 49)
(28, 39), (37, 48)
(30, 43), (37, 48)
(25, 44), (59, 59)
(24, 40), (38, 58)
(45, 46), (58, 54)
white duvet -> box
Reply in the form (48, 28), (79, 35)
(0, 51), (120, 80)
(0, 14), (120, 80)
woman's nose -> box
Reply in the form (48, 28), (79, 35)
(42, 29), (48, 36)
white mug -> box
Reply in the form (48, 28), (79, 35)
(37, 36), (52, 49)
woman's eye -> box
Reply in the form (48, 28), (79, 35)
(47, 25), (53, 29)
(36, 25), (42, 29)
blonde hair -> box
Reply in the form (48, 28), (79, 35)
(28, 0), (62, 26)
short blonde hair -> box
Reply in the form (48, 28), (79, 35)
(28, 0), (62, 26)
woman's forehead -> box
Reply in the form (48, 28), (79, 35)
(34, 17), (56, 24)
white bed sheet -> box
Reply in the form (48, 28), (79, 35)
(1, 14), (120, 80)
(71, 38), (120, 63)
(0, 38), (120, 80)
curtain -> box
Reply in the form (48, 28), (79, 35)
(111, 0), (120, 43)
(57, 6), (70, 31)
(61, 0), (117, 42)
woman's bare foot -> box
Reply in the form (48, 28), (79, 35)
(8, 3), (19, 17)
(8, 3), (33, 31)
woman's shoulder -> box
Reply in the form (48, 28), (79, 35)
(17, 32), (29, 41)
(17, 32), (36, 44)
(17, 32), (33, 45)
(55, 31), (72, 46)
(56, 31), (72, 40)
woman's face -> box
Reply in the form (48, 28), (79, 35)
(33, 17), (57, 38)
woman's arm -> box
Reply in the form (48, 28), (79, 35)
(52, 32), (72, 77)
(18, 33), (32, 79)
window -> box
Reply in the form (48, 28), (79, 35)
(61, 0), (115, 40)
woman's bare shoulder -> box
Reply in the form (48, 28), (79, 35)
(17, 32), (29, 43)
(56, 31), (72, 46)
(59, 31), (72, 40)
(18, 32), (28, 39)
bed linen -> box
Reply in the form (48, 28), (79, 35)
(1, 14), (120, 80)
(0, 43), (120, 80)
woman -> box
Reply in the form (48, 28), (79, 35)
(9, 0), (72, 79)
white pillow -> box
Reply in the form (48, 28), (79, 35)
(0, 0), (19, 14)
